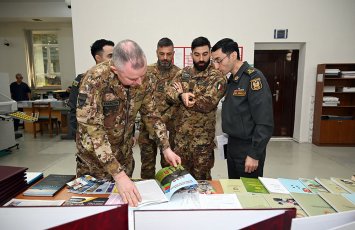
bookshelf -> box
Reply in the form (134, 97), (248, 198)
(312, 63), (355, 146)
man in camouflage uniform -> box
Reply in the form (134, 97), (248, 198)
(76, 39), (181, 207)
(211, 38), (273, 179)
(166, 37), (227, 180)
(139, 37), (180, 179)
(66, 39), (114, 140)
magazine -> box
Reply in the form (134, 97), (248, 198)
(136, 165), (198, 206)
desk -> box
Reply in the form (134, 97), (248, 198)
(17, 101), (69, 134)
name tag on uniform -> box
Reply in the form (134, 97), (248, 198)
(233, 88), (246, 96)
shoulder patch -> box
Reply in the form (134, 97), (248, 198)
(72, 80), (79, 87)
(250, 78), (262, 91)
(216, 81), (225, 92)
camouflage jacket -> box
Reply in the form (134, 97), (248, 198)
(142, 63), (180, 124)
(76, 61), (170, 177)
(166, 64), (227, 137)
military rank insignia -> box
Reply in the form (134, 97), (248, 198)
(250, 78), (262, 91)
(233, 88), (246, 96)
(246, 68), (255, 75)
(72, 80), (79, 87)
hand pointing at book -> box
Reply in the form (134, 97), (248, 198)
(114, 171), (142, 207)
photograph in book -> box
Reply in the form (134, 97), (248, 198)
(330, 177), (355, 193)
(318, 192), (355, 212)
(23, 174), (75, 197)
(263, 193), (307, 218)
(135, 165), (198, 207)
(175, 180), (216, 194)
(63, 196), (108, 206)
(290, 193), (336, 216)
(219, 179), (247, 194)
(315, 178), (349, 194)
(299, 178), (329, 193)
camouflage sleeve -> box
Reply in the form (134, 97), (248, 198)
(140, 80), (170, 151)
(191, 73), (227, 113)
(76, 73), (124, 177)
(166, 70), (183, 105)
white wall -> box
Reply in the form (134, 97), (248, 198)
(70, 0), (355, 142)
(0, 22), (75, 89)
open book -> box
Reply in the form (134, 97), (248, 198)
(135, 165), (198, 207)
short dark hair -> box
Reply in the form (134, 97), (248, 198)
(157, 37), (174, 48)
(211, 38), (240, 60)
(90, 39), (114, 60)
(191, 36), (211, 51)
(112, 39), (146, 70)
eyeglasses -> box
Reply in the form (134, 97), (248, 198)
(211, 54), (229, 64)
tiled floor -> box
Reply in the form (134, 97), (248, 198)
(1, 131), (354, 180)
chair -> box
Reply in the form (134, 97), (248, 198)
(31, 102), (60, 138)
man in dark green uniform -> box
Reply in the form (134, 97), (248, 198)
(211, 38), (274, 179)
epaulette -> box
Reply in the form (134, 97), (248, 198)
(244, 67), (259, 78)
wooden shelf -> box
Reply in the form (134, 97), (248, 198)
(313, 63), (355, 146)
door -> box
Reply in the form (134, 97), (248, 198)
(254, 50), (299, 137)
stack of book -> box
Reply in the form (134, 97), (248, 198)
(0, 165), (28, 205)
(325, 68), (340, 77)
(323, 96), (340, 106)
(340, 71), (355, 78)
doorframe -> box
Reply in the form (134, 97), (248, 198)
(254, 42), (306, 142)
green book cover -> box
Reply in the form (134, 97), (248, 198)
(331, 177), (355, 193)
(219, 179), (247, 194)
(299, 178), (329, 193)
(241, 177), (269, 194)
(263, 194), (308, 218)
(315, 178), (348, 194)
(318, 192), (355, 212)
(291, 193), (336, 216)
(237, 194), (270, 209)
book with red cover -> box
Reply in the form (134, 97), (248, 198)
(0, 165), (28, 205)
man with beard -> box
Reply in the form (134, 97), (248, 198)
(166, 36), (227, 180)
(76, 39), (181, 207)
(138, 37), (181, 179)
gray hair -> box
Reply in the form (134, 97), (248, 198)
(112, 39), (146, 70)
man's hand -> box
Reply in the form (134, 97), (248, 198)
(163, 147), (181, 167)
(244, 155), (259, 173)
(113, 171), (141, 207)
(181, 92), (195, 107)
(173, 82), (183, 94)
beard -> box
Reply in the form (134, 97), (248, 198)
(157, 59), (172, 71)
(193, 59), (210, 72)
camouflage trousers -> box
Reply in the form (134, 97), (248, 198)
(138, 124), (175, 179)
(174, 132), (215, 180)
(76, 149), (135, 181)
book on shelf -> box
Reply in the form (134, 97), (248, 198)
(25, 172), (44, 185)
(290, 193), (336, 216)
(23, 174), (75, 197)
(240, 177), (268, 194)
(262, 193), (307, 218)
(278, 178), (312, 194)
(330, 177), (355, 193)
(219, 179), (248, 194)
(318, 192), (355, 212)
(299, 178), (329, 193)
(135, 165), (198, 207)
(63, 196), (109, 206)
(236, 194), (270, 209)
(342, 193), (355, 205)
(4, 198), (65, 207)
(258, 177), (290, 194)
(315, 178), (349, 194)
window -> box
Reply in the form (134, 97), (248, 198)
(25, 30), (61, 89)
